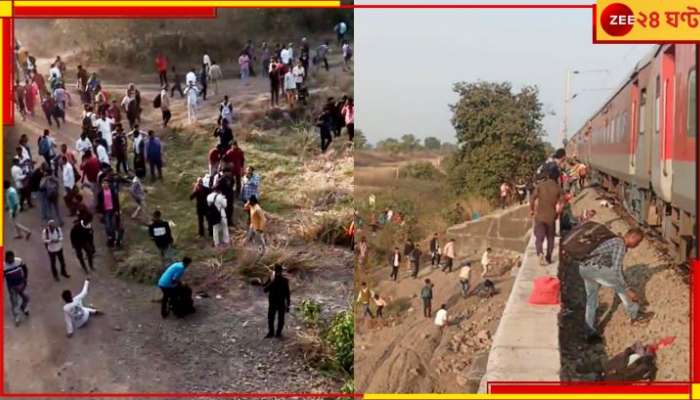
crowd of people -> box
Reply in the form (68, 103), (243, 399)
(6, 24), (352, 338)
(355, 147), (654, 343)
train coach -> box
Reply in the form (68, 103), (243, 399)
(568, 44), (696, 263)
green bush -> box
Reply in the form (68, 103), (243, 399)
(299, 299), (323, 327)
(326, 310), (354, 374)
(398, 161), (443, 180)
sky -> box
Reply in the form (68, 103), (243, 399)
(354, 3), (654, 146)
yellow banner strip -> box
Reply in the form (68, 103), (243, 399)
(364, 395), (688, 400)
(15, 1), (340, 7)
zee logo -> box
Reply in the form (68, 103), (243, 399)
(601, 3), (635, 36)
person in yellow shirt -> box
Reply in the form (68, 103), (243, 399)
(244, 195), (267, 255)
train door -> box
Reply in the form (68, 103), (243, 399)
(629, 80), (639, 176)
(660, 46), (675, 200)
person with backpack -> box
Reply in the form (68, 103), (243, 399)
(158, 257), (192, 319)
(4, 251), (30, 326)
(63, 279), (101, 337)
(263, 264), (291, 338)
(145, 130), (163, 181)
(421, 279), (434, 318)
(5, 181), (31, 240)
(207, 186), (229, 248)
(70, 217), (95, 274)
(571, 227), (653, 343)
(530, 167), (563, 266)
(190, 177), (212, 238)
(39, 169), (62, 226)
(38, 129), (57, 172)
(43, 220), (69, 281)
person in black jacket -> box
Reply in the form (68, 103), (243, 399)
(429, 233), (440, 266)
(70, 217), (95, 274)
(213, 119), (233, 151)
(263, 264), (290, 339)
(190, 177), (212, 237)
(389, 247), (401, 281)
(147, 210), (174, 262)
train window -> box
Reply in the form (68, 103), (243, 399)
(622, 111), (628, 143)
(689, 69), (697, 138)
(655, 75), (661, 135)
(639, 88), (646, 135)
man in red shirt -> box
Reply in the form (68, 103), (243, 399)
(155, 53), (168, 88)
(80, 150), (101, 189)
(224, 141), (245, 197)
(208, 145), (223, 176)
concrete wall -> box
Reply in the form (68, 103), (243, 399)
(477, 233), (562, 392)
(446, 205), (532, 255)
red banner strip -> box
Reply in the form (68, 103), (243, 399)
(14, 6), (217, 18)
(3, 18), (13, 125)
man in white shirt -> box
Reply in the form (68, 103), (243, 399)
(93, 114), (114, 152)
(434, 304), (448, 332)
(95, 141), (110, 167)
(481, 247), (492, 278)
(62, 279), (100, 337)
(186, 68), (197, 86)
(389, 246), (401, 281)
(458, 262), (472, 297)
(43, 220), (69, 281)
(10, 157), (26, 192)
(207, 188), (229, 247)
(280, 45), (292, 65)
(75, 133), (93, 155)
(203, 53), (211, 74)
(292, 60), (305, 85)
(61, 157), (75, 192)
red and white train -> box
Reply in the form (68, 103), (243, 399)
(567, 44), (696, 263)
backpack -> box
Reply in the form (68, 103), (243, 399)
(561, 221), (618, 263)
(38, 136), (51, 157)
(170, 284), (196, 318)
(44, 176), (59, 201)
(603, 343), (657, 381)
(420, 286), (432, 299)
(207, 195), (222, 225)
(4, 262), (26, 287)
(153, 94), (161, 109)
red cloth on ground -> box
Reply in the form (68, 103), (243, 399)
(528, 276), (560, 305)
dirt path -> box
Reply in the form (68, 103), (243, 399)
(559, 188), (689, 381)
(4, 52), (351, 393)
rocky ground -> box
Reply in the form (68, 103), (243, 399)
(559, 188), (689, 381)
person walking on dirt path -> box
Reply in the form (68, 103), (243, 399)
(239, 52), (251, 84)
(219, 96), (234, 126)
(107, 99), (122, 125)
(317, 107), (333, 153)
(283, 67), (296, 107)
(208, 60), (223, 95)
(148, 210), (174, 263)
(579, 228), (654, 343)
(24, 78), (37, 117)
(530, 167), (562, 266)
(264, 264), (291, 339)
(155, 53), (168, 88)
(145, 130), (164, 181)
(410, 244), (422, 278)
(203, 52), (211, 76)
(269, 58), (281, 107)
(335, 21), (348, 46)
(442, 238), (456, 273)
(77, 65), (89, 98)
(122, 92), (138, 130)
(421, 279), (434, 318)
(129, 176), (146, 219)
(171, 66), (184, 98)
(300, 38), (311, 75)
(241, 166), (261, 203)
(39, 169), (62, 226)
(261, 42), (271, 79)
(184, 83), (200, 125)
(208, 145), (223, 176)
(500, 182), (510, 209)
(158, 257), (192, 319)
(59, 156), (79, 217)
(403, 238), (415, 269)
(76, 131), (93, 156)
(459, 261), (472, 298)
(95, 139), (110, 169)
(10, 158), (32, 212)
(186, 67), (197, 87)
(317, 41), (330, 71)
(214, 118), (234, 151)
(112, 125), (128, 174)
(70, 217), (95, 274)
(5, 182), (31, 240)
(190, 177), (212, 238)
(79, 150), (100, 200)
(357, 282), (374, 318)
(374, 294), (386, 319)
(63, 279), (101, 337)
(243, 195), (267, 255)
(217, 167), (235, 227)
(199, 65), (209, 101)
(96, 179), (119, 246)
(4, 251), (30, 326)
(15, 80), (27, 121)
(159, 86), (171, 128)
(207, 186), (230, 248)
(341, 98), (355, 142)
(430, 233), (440, 267)
(434, 304), (449, 332)
(389, 247), (401, 281)
(481, 247), (492, 278)
(43, 220), (69, 281)
(38, 129), (58, 172)
(130, 126), (147, 179)
(357, 236), (368, 268)
(341, 41), (353, 71)
(224, 141), (245, 197)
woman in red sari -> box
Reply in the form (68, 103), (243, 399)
(24, 78), (37, 116)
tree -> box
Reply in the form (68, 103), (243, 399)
(376, 138), (402, 153)
(400, 134), (420, 152)
(447, 81), (548, 201)
(354, 129), (369, 149)
(424, 136), (442, 150)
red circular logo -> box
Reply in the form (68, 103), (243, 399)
(600, 3), (635, 37)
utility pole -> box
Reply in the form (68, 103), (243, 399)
(563, 68), (572, 146)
